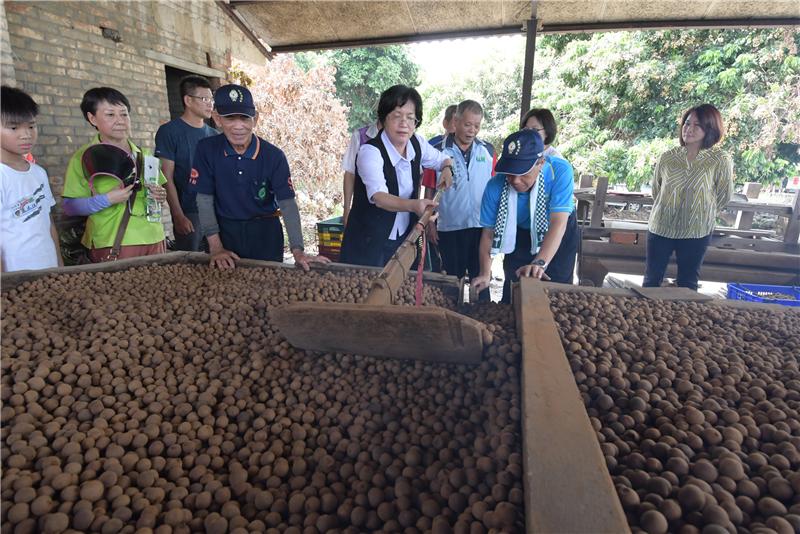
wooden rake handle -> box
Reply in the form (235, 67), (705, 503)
(364, 189), (442, 305)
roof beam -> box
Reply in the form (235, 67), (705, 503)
(269, 25), (524, 53)
(542, 17), (800, 33)
(265, 16), (798, 54)
(216, 0), (275, 59)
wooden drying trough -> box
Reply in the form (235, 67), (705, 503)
(2, 255), (638, 532)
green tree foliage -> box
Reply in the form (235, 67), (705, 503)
(417, 39), (523, 149)
(282, 29), (799, 195)
(533, 28), (800, 189)
(293, 51), (324, 73)
(417, 29), (798, 189)
(329, 46), (420, 130)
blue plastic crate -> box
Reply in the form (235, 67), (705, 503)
(726, 283), (800, 307)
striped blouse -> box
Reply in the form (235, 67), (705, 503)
(649, 145), (734, 239)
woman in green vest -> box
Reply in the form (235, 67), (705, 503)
(63, 87), (167, 262)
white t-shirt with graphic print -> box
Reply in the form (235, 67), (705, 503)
(0, 162), (59, 272)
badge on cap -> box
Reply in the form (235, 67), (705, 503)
(508, 141), (520, 156)
(229, 89), (241, 102)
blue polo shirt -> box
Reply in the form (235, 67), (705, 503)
(190, 133), (294, 220)
(428, 134), (445, 147)
(480, 155), (574, 229)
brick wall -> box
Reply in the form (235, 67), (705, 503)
(165, 65), (200, 121)
(0, 2), (15, 85)
(2, 0), (266, 236)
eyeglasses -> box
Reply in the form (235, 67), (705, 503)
(525, 126), (546, 135)
(387, 112), (420, 127)
(187, 95), (214, 104)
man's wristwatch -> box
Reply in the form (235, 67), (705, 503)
(531, 258), (547, 268)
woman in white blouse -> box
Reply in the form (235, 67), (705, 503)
(340, 85), (453, 267)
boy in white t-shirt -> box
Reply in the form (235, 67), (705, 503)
(1, 86), (62, 272)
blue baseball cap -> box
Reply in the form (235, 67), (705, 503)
(214, 84), (256, 117)
(495, 129), (545, 175)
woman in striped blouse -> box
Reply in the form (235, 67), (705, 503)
(643, 104), (734, 290)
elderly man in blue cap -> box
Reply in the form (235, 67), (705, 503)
(471, 129), (579, 302)
(190, 84), (328, 270)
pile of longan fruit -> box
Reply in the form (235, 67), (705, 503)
(2, 264), (524, 533)
(550, 291), (800, 534)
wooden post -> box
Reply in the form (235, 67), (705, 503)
(735, 182), (761, 229)
(578, 257), (610, 287)
(784, 189), (800, 244)
(742, 182), (762, 198)
(514, 278), (630, 533)
(519, 15), (538, 121)
(590, 176), (609, 229)
(576, 174), (594, 224)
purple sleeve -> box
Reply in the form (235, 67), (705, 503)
(62, 195), (111, 216)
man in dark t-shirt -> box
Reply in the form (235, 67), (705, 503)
(155, 75), (217, 251)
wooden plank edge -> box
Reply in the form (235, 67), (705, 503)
(573, 191), (793, 216)
(581, 241), (800, 266)
(515, 278), (630, 533)
(578, 257), (799, 286)
(1, 253), (462, 298)
(1, 251), (192, 290)
(539, 283), (637, 297)
(542, 283), (800, 312)
(629, 287), (713, 302)
(710, 299), (800, 314)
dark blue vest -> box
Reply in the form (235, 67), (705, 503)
(340, 132), (422, 267)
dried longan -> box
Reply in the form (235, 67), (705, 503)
(3, 264), (523, 532)
(550, 291), (800, 533)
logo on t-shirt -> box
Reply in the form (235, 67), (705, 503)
(12, 183), (46, 222)
(189, 168), (199, 185)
